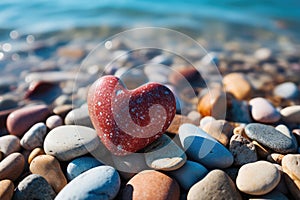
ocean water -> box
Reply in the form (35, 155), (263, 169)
(0, 0), (300, 40)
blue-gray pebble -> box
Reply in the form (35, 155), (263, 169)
(55, 166), (120, 200)
(67, 156), (103, 180)
(245, 123), (297, 153)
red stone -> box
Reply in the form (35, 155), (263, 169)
(88, 75), (176, 156)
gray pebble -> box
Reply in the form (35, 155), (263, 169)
(20, 122), (47, 150)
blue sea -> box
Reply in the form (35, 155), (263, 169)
(0, 0), (300, 41)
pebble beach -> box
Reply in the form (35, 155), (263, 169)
(1, 1), (300, 200)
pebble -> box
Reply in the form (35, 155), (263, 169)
(66, 156), (103, 180)
(24, 81), (61, 103)
(29, 155), (67, 193)
(64, 105), (93, 128)
(274, 82), (299, 99)
(199, 116), (216, 128)
(20, 122), (47, 150)
(229, 134), (257, 166)
(281, 154), (300, 199)
(6, 104), (50, 137)
(0, 152), (25, 181)
(13, 174), (56, 200)
(275, 124), (298, 150)
(202, 120), (234, 146)
(46, 115), (63, 129)
(187, 169), (242, 200)
(122, 170), (180, 200)
(168, 160), (208, 191)
(44, 125), (101, 161)
(254, 48), (272, 61)
(245, 123), (297, 153)
(280, 105), (300, 123)
(179, 123), (233, 168)
(267, 153), (285, 165)
(28, 147), (45, 164)
(236, 161), (281, 195)
(87, 75), (176, 156)
(249, 97), (280, 123)
(187, 110), (201, 124)
(144, 134), (187, 171)
(167, 114), (197, 135)
(169, 67), (204, 88)
(52, 104), (73, 118)
(25, 71), (89, 83)
(55, 166), (121, 200)
(293, 129), (300, 144)
(229, 99), (253, 123)
(223, 72), (252, 100)
(0, 179), (14, 200)
(0, 135), (20, 156)
(197, 89), (226, 119)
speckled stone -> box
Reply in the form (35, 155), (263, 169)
(280, 105), (300, 123)
(229, 134), (257, 166)
(144, 134), (186, 171)
(0, 179), (14, 200)
(249, 97), (280, 123)
(168, 160), (208, 191)
(13, 174), (56, 200)
(282, 154), (300, 199)
(223, 72), (252, 100)
(64, 105), (93, 128)
(274, 82), (299, 99)
(20, 122), (47, 150)
(44, 125), (101, 161)
(29, 155), (67, 193)
(0, 152), (25, 181)
(0, 135), (20, 156)
(245, 123), (297, 153)
(275, 124), (298, 150)
(55, 166), (121, 200)
(187, 169), (242, 200)
(6, 105), (50, 137)
(66, 156), (103, 180)
(179, 123), (233, 168)
(122, 170), (180, 200)
(46, 115), (63, 129)
(236, 161), (281, 195)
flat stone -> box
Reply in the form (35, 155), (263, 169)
(274, 82), (299, 99)
(167, 114), (197, 135)
(122, 170), (180, 200)
(13, 174), (56, 200)
(179, 123), (233, 168)
(29, 155), (67, 193)
(64, 106), (93, 128)
(0, 152), (25, 181)
(236, 161), (281, 195)
(223, 73), (252, 100)
(46, 115), (63, 129)
(66, 156), (103, 181)
(0, 179), (14, 200)
(280, 105), (300, 123)
(187, 169), (242, 200)
(249, 97), (280, 123)
(55, 166), (121, 200)
(20, 122), (47, 150)
(6, 105), (50, 137)
(144, 134), (186, 171)
(229, 134), (257, 166)
(0, 135), (20, 157)
(282, 154), (300, 199)
(168, 160), (208, 191)
(44, 125), (101, 161)
(245, 123), (297, 153)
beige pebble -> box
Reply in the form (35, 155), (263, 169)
(267, 153), (285, 165)
(46, 115), (63, 129)
(30, 155), (67, 193)
(28, 147), (45, 164)
(202, 120), (233, 146)
(223, 73), (252, 100)
(0, 179), (14, 200)
(0, 135), (20, 157)
(0, 152), (25, 181)
(282, 154), (300, 199)
(52, 104), (73, 119)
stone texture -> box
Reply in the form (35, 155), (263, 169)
(0, 179), (14, 200)
(187, 169), (242, 200)
(0, 152), (25, 181)
(249, 97), (280, 123)
(282, 154), (300, 199)
(46, 115), (63, 129)
(280, 105), (300, 123)
(0, 135), (20, 156)
(20, 122), (47, 150)
(64, 105), (93, 128)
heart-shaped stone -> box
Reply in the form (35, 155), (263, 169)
(88, 75), (176, 156)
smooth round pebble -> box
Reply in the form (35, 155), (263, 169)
(179, 123), (233, 168)
(144, 134), (186, 171)
(30, 155), (67, 193)
(20, 122), (47, 150)
(44, 125), (101, 161)
(236, 161), (281, 195)
(28, 147), (45, 164)
(0, 152), (25, 181)
(168, 160), (208, 191)
(122, 170), (180, 200)
(187, 169), (242, 200)
(0, 135), (20, 156)
(249, 97), (280, 123)
(64, 105), (93, 128)
(280, 105), (300, 123)
(66, 156), (103, 180)
(223, 72), (252, 100)
(46, 115), (63, 129)
(199, 116), (216, 128)
(0, 179), (14, 200)
(245, 123), (297, 153)
(52, 104), (73, 118)
(13, 174), (56, 200)
(274, 82), (299, 99)
(55, 166), (121, 200)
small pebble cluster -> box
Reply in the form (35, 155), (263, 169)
(0, 36), (300, 200)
